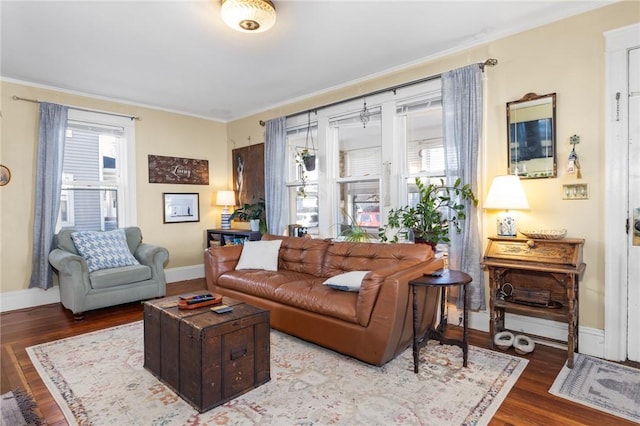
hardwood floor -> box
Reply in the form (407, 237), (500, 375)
(1, 278), (636, 425)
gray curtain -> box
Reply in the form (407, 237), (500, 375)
(442, 64), (485, 310)
(265, 117), (288, 235)
(29, 102), (68, 289)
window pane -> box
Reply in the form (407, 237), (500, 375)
(63, 123), (122, 184)
(58, 120), (124, 231)
(332, 110), (381, 178)
(338, 180), (380, 233)
(59, 188), (119, 231)
(288, 184), (319, 236)
(287, 125), (318, 182)
(402, 101), (443, 176)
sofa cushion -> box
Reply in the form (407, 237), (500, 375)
(89, 264), (151, 289)
(71, 229), (140, 272)
(274, 279), (359, 324)
(322, 241), (431, 277)
(323, 271), (370, 292)
(262, 234), (330, 276)
(219, 269), (313, 301)
(235, 239), (282, 271)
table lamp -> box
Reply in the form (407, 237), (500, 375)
(216, 190), (236, 230)
(483, 175), (530, 236)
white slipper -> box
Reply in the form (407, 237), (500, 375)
(513, 335), (535, 354)
(494, 331), (514, 350)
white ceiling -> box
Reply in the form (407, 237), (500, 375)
(1, 1), (613, 122)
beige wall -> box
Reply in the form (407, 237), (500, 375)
(0, 81), (229, 293)
(226, 1), (640, 331)
(1, 2), (637, 329)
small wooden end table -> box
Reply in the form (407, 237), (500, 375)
(410, 269), (472, 373)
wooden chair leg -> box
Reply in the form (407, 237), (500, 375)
(73, 312), (85, 321)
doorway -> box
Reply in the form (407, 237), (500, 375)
(604, 23), (640, 363)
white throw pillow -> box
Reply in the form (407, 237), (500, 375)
(235, 239), (282, 271)
(323, 271), (370, 292)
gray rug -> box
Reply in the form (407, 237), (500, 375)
(1, 389), (42, 426)
(549, 353), (640, 423)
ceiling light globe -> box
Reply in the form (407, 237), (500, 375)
(221, 0), (276, 33)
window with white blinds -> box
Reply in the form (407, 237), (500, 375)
(283, 77), (443, 238)
(330, 108), (381, 232)
(397, 96), (445, 207)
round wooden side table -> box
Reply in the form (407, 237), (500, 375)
(409, 269), (472, 373)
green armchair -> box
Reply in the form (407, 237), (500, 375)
(49, 227), (169, 319)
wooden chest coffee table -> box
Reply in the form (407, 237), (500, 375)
(143, 295), (270, 412)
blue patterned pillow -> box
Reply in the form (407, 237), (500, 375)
(71, 229), (140, 272)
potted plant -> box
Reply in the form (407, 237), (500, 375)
(337, 210), (377, 242)
(229, 198), (267, 233)
(300, 148), (316, 171)
(301, 111), (317, 171)
(378, 177), (478, 247)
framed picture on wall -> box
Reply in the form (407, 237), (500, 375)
(163, 193), (200, 223)
(232, 143), (265, 206)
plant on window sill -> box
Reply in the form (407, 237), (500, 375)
(338, 210), (378, 242)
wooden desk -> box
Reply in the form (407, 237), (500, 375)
(409, 270), (472, 373)
(481, 237), (586, 368)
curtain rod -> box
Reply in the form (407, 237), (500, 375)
(12, 96), (141, 121)
(259, 58), (498, 126)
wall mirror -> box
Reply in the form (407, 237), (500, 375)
(507, 92), (556, 179)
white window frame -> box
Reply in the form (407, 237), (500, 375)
(285, 78), (442, 238)
(64, 110), (137, 227)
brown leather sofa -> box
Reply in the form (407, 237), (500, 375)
(204, 234), (443, 366)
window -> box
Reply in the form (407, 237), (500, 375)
(284, 78), (442, 238)
(286, 122), (319, 235)
(397, 97), (445, 208)
(331, 109), (381, 235)
(56, 110), (136, 232)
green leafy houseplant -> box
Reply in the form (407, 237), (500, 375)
(296, 150), (311, 198)
(338, 210), (377, 242)
(379, 178), (478, 246)
(229, 198), (267, 233)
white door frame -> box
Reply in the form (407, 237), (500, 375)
(604, 23), (640, 361)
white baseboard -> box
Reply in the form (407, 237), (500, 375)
(0, 269), (607, 359)
(458, 306), (605, 358)
(164, 264), (204, 283)
(0, 264), (205, 313)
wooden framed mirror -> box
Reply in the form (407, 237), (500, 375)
(507, 92), (556, 179)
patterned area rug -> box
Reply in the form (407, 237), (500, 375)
(549, 353), (640, 423)
(1, 388), (43, 426)
(27, 321), (527, 425)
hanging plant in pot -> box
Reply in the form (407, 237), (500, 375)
(301, 149), (316, 171)
(301, 111), (316, 171)
(378, 177), (478, 249)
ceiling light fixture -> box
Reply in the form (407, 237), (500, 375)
(221, 0), (276, 33)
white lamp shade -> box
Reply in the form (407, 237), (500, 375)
(221, 0), (276, 33)
(483, 175), (530, 211)
(216, 190), (236, 207)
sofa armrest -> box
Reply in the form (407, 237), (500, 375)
(49, 248), (89, 276)
(134, 243), (169, 282)
(49, 248), (93, 313)
(356, 257), (444, 327)
(204, 245), (243, 292)
(360, 257), (444, 360)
